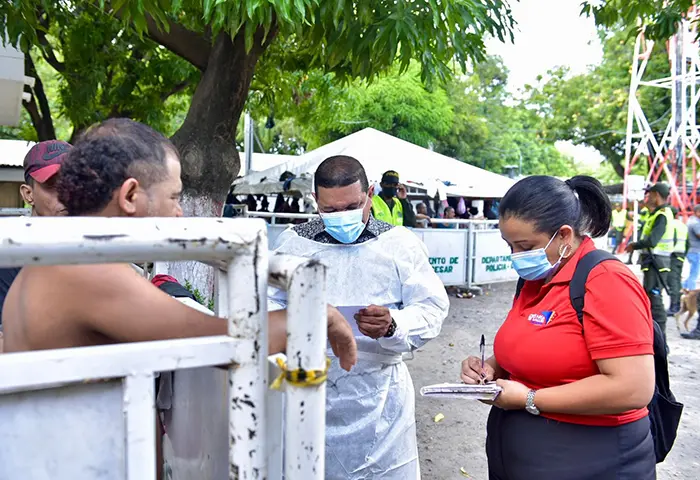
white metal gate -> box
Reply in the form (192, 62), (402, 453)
(0, 217), (328, 480)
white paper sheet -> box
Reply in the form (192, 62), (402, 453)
(419, 382), (502, 401)
(336, 305), (366, 337)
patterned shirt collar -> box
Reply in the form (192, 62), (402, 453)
(292, 215), (394, 245)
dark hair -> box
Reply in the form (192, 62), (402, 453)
(57, 118), (177, 216)
(499, 175), (612, 238)
(314, 155), (369, 194)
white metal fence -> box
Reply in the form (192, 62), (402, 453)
(248, 211), (517, 287)
(251, 211), (610, 288)
(0, 217), (328, 480)
(0, 207), (30, 216)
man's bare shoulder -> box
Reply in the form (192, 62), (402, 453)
(3, 264), (147, 352)
(23, 263), (143, 288)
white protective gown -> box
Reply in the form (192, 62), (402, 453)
(269, 220), (449, 479)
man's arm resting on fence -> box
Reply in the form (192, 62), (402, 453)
(68, 264), (356, 369)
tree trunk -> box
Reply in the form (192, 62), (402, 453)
(172, 29), (269, 200)
(22, 53), (56, 141)
(166, 28), (274, 295)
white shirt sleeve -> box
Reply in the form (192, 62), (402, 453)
(378, 234), (449, 353)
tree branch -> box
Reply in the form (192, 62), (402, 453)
(40, 50), (65, 73)
(22, 90), (42, 135)
(143, 15), (211, 70)
(22, 53), (56, 141)
(36, 31), (65, 73)
(161, 81), (191, 101)
(109, 4), (211, 70)
(35, 7), (65, 73)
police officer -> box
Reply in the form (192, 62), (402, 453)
(610, 202), (627, 253)
(667, 207), (689, 315)
(371, 170), (416, 227)
(626, 183), (675, 340)
(625, 205), (648, 264)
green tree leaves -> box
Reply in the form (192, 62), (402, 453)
(246, 57), (575, 177)
(581, 0), (694, 42)
(524, 30), (671, 178)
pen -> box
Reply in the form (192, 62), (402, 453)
(480, 334), (485, 384)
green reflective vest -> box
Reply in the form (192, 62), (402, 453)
(372, 195), (403, 226)
(611, 209), (627, 229)
(673, 218), (689, 255)
(641, 206), (674, 257)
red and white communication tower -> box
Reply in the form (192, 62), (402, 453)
(622, 8), (700, 215)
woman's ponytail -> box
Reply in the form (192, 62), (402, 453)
(499, 175), (611, 238)
(567, 176), (612, 238)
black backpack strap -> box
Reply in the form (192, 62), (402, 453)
(514, 277), (526, 299)
(570, 249), (620, 324)
(157, 281), (198, 302)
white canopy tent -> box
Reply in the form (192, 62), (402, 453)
(233, 128), (516, 199)
(237, 152), (298, 176)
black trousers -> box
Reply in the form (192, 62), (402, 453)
(668, 254), (684, 308)
(612, 228), (624, 253)
(486, 408), (655, 480)
(643, 265), (669, 341)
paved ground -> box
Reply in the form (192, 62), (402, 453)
(408, 282), (700, 480)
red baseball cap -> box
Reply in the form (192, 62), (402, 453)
(23, 140), (72, 184)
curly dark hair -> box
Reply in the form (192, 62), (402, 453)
(57, 118), (178, 216)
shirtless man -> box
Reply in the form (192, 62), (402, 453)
(0, 140), (71, 353)
(2, 118), (357, 370)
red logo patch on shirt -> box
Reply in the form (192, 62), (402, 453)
(528, 311), (555, 326)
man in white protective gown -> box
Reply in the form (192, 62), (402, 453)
(269, 155), (449, 479)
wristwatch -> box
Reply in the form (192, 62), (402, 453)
(525, 389), (540, 416)
(383, 319), (397, 338)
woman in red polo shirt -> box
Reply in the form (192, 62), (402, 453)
(461, 175), (656, 480)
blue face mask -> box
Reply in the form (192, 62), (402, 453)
(510, 232), (566, 281)
(320, 200), (368, 244)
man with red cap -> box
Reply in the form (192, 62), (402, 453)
(19, 140), (71, 216)
(0, 140), (71, 334)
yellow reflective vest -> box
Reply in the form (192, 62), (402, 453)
(372, 195), (404, 226)
(611, 209), (627, 229)
(639, 207), (650, 227)
(641, 207), (674, 257)
(673, 218), (689, 256)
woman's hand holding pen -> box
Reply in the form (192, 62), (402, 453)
(461, 354), (531, 410)
(461, 356), (497, 384)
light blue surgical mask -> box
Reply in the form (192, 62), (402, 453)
(320, 200), (368, 244)
(510, 232), (566, 281)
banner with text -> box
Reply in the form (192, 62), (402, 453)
(471, 229), (518, 284)
(415, 229), (467, 286)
